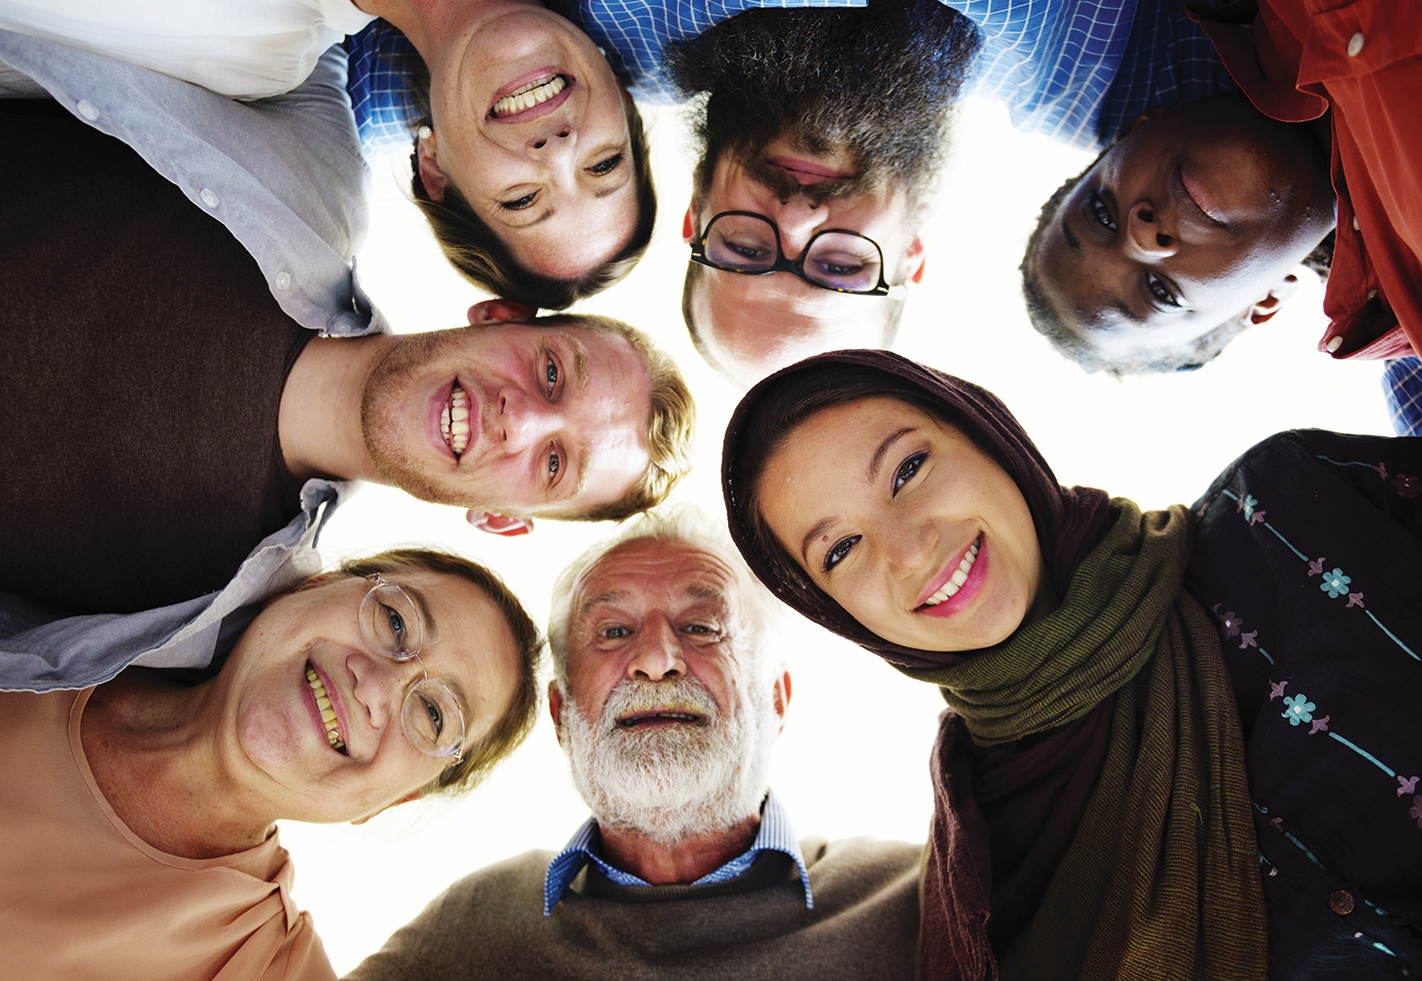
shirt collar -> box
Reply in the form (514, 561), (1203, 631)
(542, 790), (811, 915)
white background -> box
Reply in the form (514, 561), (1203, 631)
(279, 97), (1389, 975)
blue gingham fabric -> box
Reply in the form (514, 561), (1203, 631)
(344, 0), (1232, 155)
(345, 20), (421, 154)
(542, 790), (813, 915)
(1383, 357), (1422, 437)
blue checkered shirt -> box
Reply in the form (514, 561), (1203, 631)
(345, 0), (1231, 154)
(1384, 357), (1422, 438)
(541, 790), (812, 915)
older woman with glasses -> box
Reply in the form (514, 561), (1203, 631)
(0, 548), (541, 981)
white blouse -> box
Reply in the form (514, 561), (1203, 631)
(0, 0), (374, 99)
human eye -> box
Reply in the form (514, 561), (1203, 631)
(379, 604), (408, 647)
(500, 192), (537, 211)
(822, 534), (861, 573)
(544, 354), (560, 396)
(893, 452), (927, 494)
(588, 152), (623, 176)
(599, 624), (632, 640)
(725, 237), (773, 261)
(547, 447), (561, 481)
(416, 693), (444, 739)
(1146, 272), (1180, 309)
(811, 254), (866, 277)
(1088, 190), (1117, 232)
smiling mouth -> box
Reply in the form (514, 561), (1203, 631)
(491, 74), (567, 118)
(918, 535), (982, 609)
(440, 381), (472, 459)
(616, 709), (706, 728)
(305, 662), (347, 754)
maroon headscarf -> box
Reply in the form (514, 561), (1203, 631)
(721, 349), (1113, 670)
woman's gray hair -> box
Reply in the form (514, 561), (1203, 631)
(547, 506), (783, 691)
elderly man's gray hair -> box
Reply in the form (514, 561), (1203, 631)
(547, 506), (782, 690)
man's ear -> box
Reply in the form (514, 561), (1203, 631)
(351, 790), (423, 825)
(682, 202), (697, 243)
(905, 236), (927, 286)
(548, 681), (564, 744)
(467, 510), (535, 536)
(467, 299), (539, 326)
(1122, 105), (1170, 137)
(416, 133), (449, 204)
(772, 669), (792, 733)
(1246, 273), (1300, 326)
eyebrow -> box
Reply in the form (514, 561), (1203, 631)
(441, 675), (474, 734)
(401, 583), (439, 644)
(577, 589), (627, 620)
(799, 516), (838, 567)
(867, 427), (915, 482)
(1063, 219), (1081, 255)
(566, 336), (589, 389)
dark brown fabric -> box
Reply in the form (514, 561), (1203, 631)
(0, 101), (310, 615)
(722, 349), (1113, 671)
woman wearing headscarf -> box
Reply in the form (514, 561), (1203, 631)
(722, 349), (1422, 979)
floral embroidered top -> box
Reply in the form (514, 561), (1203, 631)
(1186, 429), (1422, 978)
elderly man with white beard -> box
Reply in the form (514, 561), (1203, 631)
(346, 509), (923, 981)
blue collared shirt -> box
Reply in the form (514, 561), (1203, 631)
(1384, 357), (1422, 437)
(542, 790), (813, 915)
(346, 0), (1231, 154)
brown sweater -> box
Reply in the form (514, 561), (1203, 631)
(345, 837), (924, 981)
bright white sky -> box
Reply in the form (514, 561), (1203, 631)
(282, 97), (1389, 975)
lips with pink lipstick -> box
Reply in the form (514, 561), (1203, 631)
(915, 533), (986, 617)
(1176, 164), (1229, 228)
(488, 69), (573, 121)
(304, 662), (347, 754)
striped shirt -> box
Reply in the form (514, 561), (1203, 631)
(542, 790), (812, 915)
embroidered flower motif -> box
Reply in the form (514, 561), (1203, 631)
(1219, 611), (1242, 638)
(1309, 715), (1330, 735)
(1249, 510), (1267, 526)
(1239, 630), (1258, 650)
(1320, 569), (1351, 598)
(1270, 681), (1287, 701)
(1372, 462), (1388, 480)
(1346, 592), (1365, 608)
(1411, 796), (1422, 830)
(1239, 494), (1259, 520)
(1399, 776), (1420, 798)
(1269, 817), (1284, 832)
(1308, 557), (1325, 577)
(1394, 473), (1421, 498)
(1282, 693), (1315, 725)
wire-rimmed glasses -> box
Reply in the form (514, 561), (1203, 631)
(689, 211), (906, 297)
(359, 574), (466, 761)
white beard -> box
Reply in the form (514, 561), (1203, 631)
(559, 675), (777, 845)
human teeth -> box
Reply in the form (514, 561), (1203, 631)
(492, 75), (566, 117)
(305, 664), (346, 752)
(443, 383), (471, 457)
(921, 538), (981, 608)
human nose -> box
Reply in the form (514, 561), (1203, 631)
(768, 195), (824, 260)
(349, 652), (420, 734)
(625, 620), (687, 682)
(1124, 201), (1178, 260)
(495, 386), (562, 453)
(528, 121), (576, 166)
(881, 521), (938, 579)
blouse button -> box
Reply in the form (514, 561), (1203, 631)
(76, 100), (100, 120)
(199, 188), (220, 208)
(1347, 32), (1365, 57)
(274, 271), (292, 291)
(1326, 336), (1344, 353)
(1329, 890), (1355, 915)
(1352, 215), (1361, 232)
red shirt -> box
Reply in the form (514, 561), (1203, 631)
(1189, 0), (1422, 360)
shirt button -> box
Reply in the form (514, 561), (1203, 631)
(274, 271), (292, 291)
(1330, 890), (1355, 915)
(1366, 288), (1378, 300)
(1347, 32), (1365, 57)
(199, 188), (220, 208)
(76, 100), (100, 121)
(1352, 215), (1361, 232)
(1326, 335), (1344, 353)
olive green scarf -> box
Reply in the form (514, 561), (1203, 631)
(900, 501), (1266, 981)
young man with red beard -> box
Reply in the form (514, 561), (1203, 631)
(348, 510), (924, 981)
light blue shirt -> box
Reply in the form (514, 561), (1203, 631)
(0, 29), (387, 337)
(0, 480), (348, 692)
(542, 790), (813, 915)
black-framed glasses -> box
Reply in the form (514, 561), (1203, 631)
(359, 574), (466, 761)
(688, 211), (906, 297)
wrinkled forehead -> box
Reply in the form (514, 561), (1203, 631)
(574, 538), (743, 615)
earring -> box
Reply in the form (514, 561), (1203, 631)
(417, 125), (433, 141)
